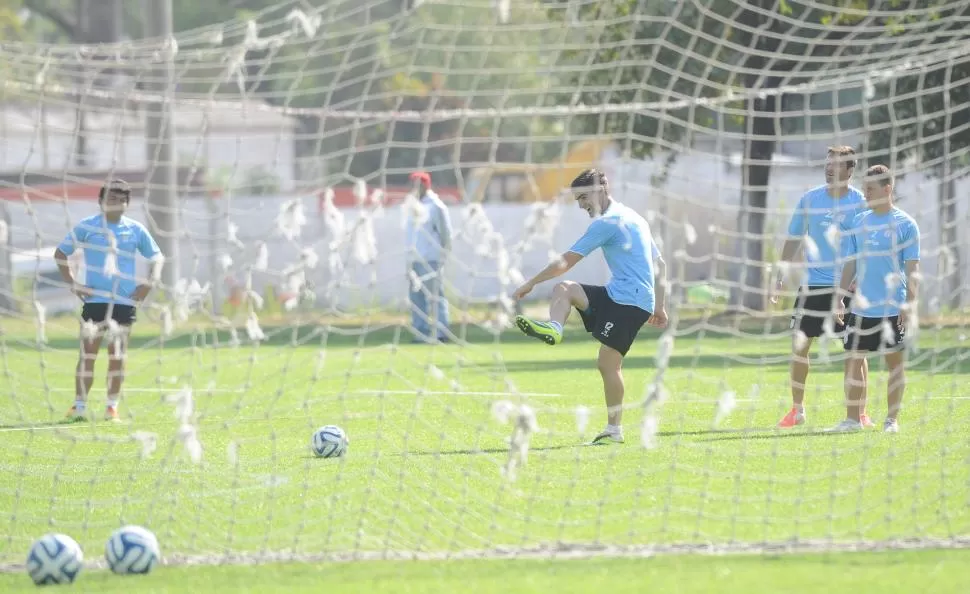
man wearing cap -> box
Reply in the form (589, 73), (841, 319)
(53, 179), (164, 422)
(405, 171), (453, 343)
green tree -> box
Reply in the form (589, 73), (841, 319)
(552, 0), (960, 310)
(0, 0), (25, 40)
(0, 1), (27, 314)
(207, 1), (567, 187)
(862, 1), (969, 310)
(554, 0), (794, 310)
(356, 1), (567, 185)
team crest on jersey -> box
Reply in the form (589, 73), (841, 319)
(821, 212), (841, 229)
(824, 212), (846, 226)
(865, 227), (896, 248)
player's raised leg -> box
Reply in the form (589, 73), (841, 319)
(66, 329), (102, 422)
(591, 343), (625, 443)
(515, 279), (589, 346)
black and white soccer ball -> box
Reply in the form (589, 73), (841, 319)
(105, 525), (160, 575)
(26, 533), (83, 585)
(311, 425), (348, 458)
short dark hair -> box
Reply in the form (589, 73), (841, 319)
(865, 164), (894, 187)
(571, 168), (608, 193)
(827, 145), (857, 170)
(99, 178), (131, 202)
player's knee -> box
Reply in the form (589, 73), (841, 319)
(554, 281), (586, 307)
(597, 347), (623, 375)
(886, 353), (905, 372)
(552, 281), (574, 296)
(844, 356), (866, 377)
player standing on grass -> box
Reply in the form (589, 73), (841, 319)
(405, 170), (454, 344)
(833, 165), (920, 433)
(771, 146), (871, 429)
(512, 169), (668, 445)
(54, 179), (164, 422)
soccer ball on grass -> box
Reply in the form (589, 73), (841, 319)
(311, 425), (348, 458)
(26, 533), (83, 585)
(105, 525), (160, 575)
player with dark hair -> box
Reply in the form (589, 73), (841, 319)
(772, 145), (871, 428)
(833, 165), (920, 433)
(512, 169), (668, 444)
(54, 179), (164, 422)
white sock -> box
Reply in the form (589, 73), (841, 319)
(74, 400), (86, 412)
(106, 398), (119, 409)
(549, 321), (563, 334)
(607, 423), (622, 435)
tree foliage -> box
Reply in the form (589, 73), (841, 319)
(0, 0), (26, 40)
(552, 0), (967, 309)
(860, 1), (970, 175)
(353, 1), (566, 184)
(553, 0), (742, 158)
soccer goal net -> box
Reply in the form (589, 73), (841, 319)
(1, 0), (969, 571)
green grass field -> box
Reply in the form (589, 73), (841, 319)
(1, 313), (969, 592)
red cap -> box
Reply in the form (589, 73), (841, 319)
(409, 171), (431, 187)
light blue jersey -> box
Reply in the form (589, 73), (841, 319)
(56, 214), (162, 306)
(842, 208), (920, 318)
(786, 185), (866, 286)
(405, 190), (453, 264)
(567, 201), (660, 313)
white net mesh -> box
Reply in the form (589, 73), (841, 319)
(1, 0), (969, 572)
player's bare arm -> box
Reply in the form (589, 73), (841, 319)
(835, 259), (856, 325)
(770, 238), (802, 304)
(512, 251), (583, 300)
(900, 259), (920, 330)
(131, 254), (165, 303)
(648, 254), (668, 328)
(53, 247), (92, 301)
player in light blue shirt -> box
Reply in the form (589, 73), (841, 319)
(54, 179), (164, 423)
(771, 146), (871, 429)
(833, 165), (920, 434)
(404, 171), (454, 343)
(512, 169), (668, 445)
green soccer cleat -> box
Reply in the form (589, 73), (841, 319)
(61, 406), (87, 424)
(514, 315), (562, 346)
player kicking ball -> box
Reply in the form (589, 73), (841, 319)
(512, 169), (668, 445)
(833, 165), (920, 433)
(54, 179), (164, 423)
(771, 145), (871, 429)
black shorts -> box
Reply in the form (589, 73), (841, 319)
(791, 285), (850, 338)
(843, 314), (906, 353)
(81, 303), (137, 327)
(576, 284), (652, 357)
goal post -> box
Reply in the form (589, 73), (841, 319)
(0, 0), (969, 575)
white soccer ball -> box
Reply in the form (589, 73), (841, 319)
(311, 425), (348, 458)
(104, 525), (160, 575)
(26, 533), (84, 585)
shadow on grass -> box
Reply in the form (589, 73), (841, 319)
(0, 321), (792, 351)
(403, 443), (588, 457)
(496, 353), (970, 373)
(399, 429), (859, 456)
(3, 323), (968, 373)
(696, 429), (864, 443)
